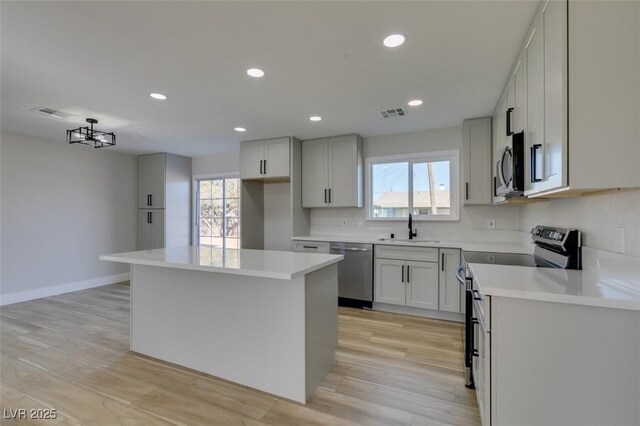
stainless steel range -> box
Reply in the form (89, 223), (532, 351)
(457, 225), (582, 388)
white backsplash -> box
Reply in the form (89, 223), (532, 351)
(309, 204), (527, 244)
(520, 189), (640, 258)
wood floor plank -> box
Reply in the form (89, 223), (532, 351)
(1, 284), (478, 426)
(261, 400), (362, 426)
(306, 387), (414, 426)
(131, 388), (269, 426)
(336, 377), (480, 426)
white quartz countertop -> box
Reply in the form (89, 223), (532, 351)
(100, 246), (343, 280)
(470, 262), (640, 311)
(292, 235), (533, 255)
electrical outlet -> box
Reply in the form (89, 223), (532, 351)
(614, 228), (625, 254)
(341, 219), (348, 227)
(487, 219), (496, 230)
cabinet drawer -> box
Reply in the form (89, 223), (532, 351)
(291, 240), (330, 254)
(375, 245), (439, 262)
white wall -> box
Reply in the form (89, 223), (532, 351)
(311, 126), (523, 241)
(192, 151), (239, 176)
(520, 189), (640, 258)
(0, 131), (137, 303)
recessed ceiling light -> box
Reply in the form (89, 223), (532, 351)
(246, 68), (265, 78)
(383, 34), (405, 48)
(234, 127), (246, 132)
(150, 93), (167, 100)
(408, 99), (423, 106)
(309, 116), (322, 122)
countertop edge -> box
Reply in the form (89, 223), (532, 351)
(99, 254), (343, 281)
(481, 287), (640, 312)
(292, 235), (533, 254)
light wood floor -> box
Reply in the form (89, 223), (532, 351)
(0, 283), (480, 426)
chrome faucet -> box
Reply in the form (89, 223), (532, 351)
(408, 213), (418, 240)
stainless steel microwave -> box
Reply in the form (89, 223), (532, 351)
(494, 131), (524, 198)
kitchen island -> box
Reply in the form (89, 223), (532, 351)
(100, 246), (343, 403)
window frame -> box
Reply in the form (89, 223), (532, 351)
(365, 150), (460, 222)
(192, 173), (241, 248)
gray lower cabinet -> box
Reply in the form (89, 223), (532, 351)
(374, 246), (439, 309)
(374, 245), (463, 316)
(137, 153), (191, 250)
(138, 210), (165, 250)
(439, 248), (463, 313)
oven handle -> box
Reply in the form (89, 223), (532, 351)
(456, 267), (467, 285)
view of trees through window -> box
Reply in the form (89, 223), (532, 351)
(197, 178), (240, 249)
(372, 160), (451, 218)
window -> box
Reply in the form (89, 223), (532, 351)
(366, 150), (460, 221)
(195, 176), (240, 249)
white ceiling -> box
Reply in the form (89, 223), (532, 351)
(1, 1), (538, 156)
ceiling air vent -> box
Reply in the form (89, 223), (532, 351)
(30, 106), (71, 119)
(379, 107), (406, 118)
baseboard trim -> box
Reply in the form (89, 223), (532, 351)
(0, 272), (130, 306)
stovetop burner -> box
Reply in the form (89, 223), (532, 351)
(463, 251), (545, 268)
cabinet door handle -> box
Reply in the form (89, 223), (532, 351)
(401, 265), (405, 283)
(441, 253), (445, 271)
(303, 245), (318, 249)
(494, 176), (498, 197)
(259, 160), (263, 175)
(328, 188), (332, 203)
(406, 265), (410, 283)
(147, 212), (152, 224)
(263, 160), (267, 175)
(465, 182), (469, 200)
(324, 189), (328, 204)
(147, 194), (151, 206)
(472, 289), (483, 301)
(506, 107), (514, 136)
(530, 144), (542, 182)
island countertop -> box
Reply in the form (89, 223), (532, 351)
(100, 246), (343, 280)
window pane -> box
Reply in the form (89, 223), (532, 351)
(412, 161), (450, 216)
(199, 180), (212, 199)
(225, 199), (239, 218)
(211, 179), (223, 198)
(210, 219), (224, 239)
(225, 238), (240, 249)
(199, 217), (213, 236)
(225, 218), (240, 238)
(225, 178), (239, 199)
(371, 162), (409, 218)
(199, 236), (212, 246)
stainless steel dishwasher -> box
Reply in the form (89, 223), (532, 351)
(329, 242), (373, 309)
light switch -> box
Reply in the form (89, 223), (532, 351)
(614, 228), (625, 254)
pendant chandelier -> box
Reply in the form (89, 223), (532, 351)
(67, 118), (116, 148)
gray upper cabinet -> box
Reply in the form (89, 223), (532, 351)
(240, 137), (290, 180)
(462, 118), (492, 205)
(138, 153), (166, 209)
(302, 134), (363, 208)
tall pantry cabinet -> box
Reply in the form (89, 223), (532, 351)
(137, 153), (192, 250)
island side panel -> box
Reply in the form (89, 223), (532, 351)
(492, 297), (640, 426)
(130, 264), (307, 402)
(304, 263), (338, 400)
